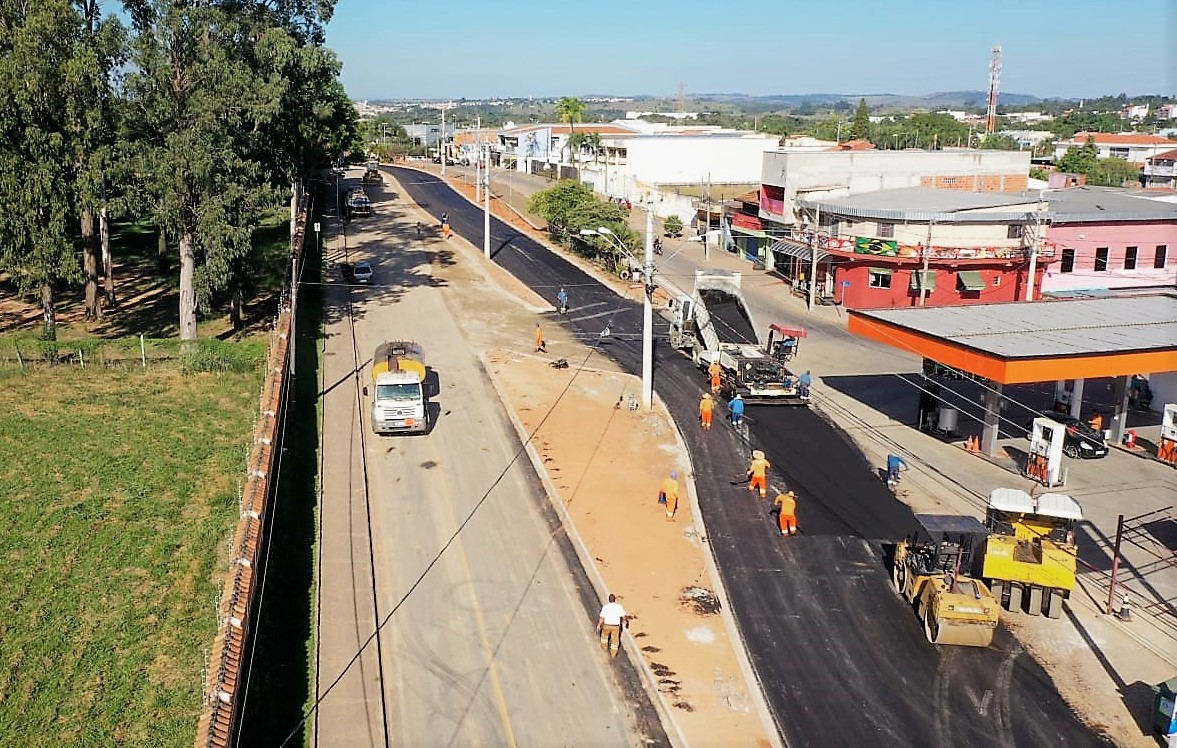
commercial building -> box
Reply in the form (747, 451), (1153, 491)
(774, 187), (1048, 310)
(1143, 148), (1177, 190)
(759, 149), (1032, 229)
(1040, 187), (1177, 296)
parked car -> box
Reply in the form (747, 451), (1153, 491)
(351, 261), (373, 284)
(1028, 411), (1109, 459)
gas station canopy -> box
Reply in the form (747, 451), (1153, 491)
(848, 295), (1177, 384)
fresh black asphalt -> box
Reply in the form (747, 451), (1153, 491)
(391, 167), (1109, 747)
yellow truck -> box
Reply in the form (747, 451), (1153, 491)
(892, 514), (1000, 647)
(367, 341), (428, 435)
(982, 488), (1082, 618)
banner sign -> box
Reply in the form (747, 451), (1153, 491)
(854, 237), (898, 256)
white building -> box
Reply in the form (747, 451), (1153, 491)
(759, 149), (1032, 227)
(1005, 111), (1054, 124)
(1000, 130), (1055, 149)
(1122, 104), (1150, 120)
(1053, 132), (1177, 165)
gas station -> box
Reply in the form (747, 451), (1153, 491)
(848, 294), (1177, 481)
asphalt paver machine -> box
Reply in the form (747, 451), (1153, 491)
(892, 514), (1000, 647)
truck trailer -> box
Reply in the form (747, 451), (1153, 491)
(368, 341), (428, 435)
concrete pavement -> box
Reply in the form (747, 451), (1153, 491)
(312, 169), (657, 746)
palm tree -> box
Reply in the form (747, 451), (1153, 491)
(586, 132), (602, 164)
(555, 96), (586, 165)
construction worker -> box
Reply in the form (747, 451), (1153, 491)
(659, 470), (680, 521)
(747, 449), (770, 498)
(596, 593), (629, 657)
(535, 324), (546, 353)
(708, 359), (722, 394)
(699, 393), (714, 430)
(556, 286), (569, 314)
(1088, 411), (1104, 432)
(774, 491), (798, 536)
(728, 393), (745, 427)
(798, 370), (812, 399)
(886, 453), (909, 486)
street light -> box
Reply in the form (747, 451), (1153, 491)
(579, 213), (655, 409)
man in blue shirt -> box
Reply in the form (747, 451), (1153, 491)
(728, 393), (745, 426)
(557, 287), (569, 314)
(886, 454), (908, 485)
(798, 370), (812, 399)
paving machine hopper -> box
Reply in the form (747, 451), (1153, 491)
(892, 514), (1000, 647)
(982, 488), (1082, 618)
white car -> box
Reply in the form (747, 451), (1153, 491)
(351, 261), (373, 284)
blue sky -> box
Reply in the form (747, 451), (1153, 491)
(325, 0), (1174, 101)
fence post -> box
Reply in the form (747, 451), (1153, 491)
(140, 334), (146, 368)
(15, 343), (23, 370)
(78, 349), (85, 368)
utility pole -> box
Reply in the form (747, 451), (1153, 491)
(475, 115), (482, 201)
(1026, 195), (1044, 301)
(440, 105), (447, 176)
(807, 204), (820, 310)
(642, 206), (654, 409)
(920, 220), (933, 307)
(483, 142), (492, 260)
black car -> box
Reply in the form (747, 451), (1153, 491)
(1029, 411), (1109, 459)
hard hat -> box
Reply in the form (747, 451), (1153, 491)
(670, 470), (678, 479)
(733, 393), (742, 399)
(752, 450), (765, 459)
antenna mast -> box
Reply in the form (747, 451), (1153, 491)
(986, 46), (1002, 136)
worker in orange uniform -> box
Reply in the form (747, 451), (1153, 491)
(774, 491), (798, 536)
(659, 471), (680, 521)
(747, 450), (770, 498)
(535, 324), (546, 353)
(708, 359), (722, 394)
(1088, 411), (1104, 432)
(699, 393), (714, 430)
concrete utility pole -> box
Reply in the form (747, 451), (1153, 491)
(642, 207), (654, 409)
(1026, 195), (1045, 302)
(920, 220), (933, 307)
(441, 105), (447, 176)
(807, 204), (820, 310)
(483, 142), (491, 260)
(475, 115), (482, 202)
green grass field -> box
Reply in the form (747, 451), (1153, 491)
(0, 351), (264, 745)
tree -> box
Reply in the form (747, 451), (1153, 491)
(1089, 158), (1141, 187)
(1057, 136), (1099, 175)
(555, 96), (586, 164)
(849, 98), (871, 140)
(980, 134), (1021, 150)
(664, 215), (683, 237)
(527, 180), (597, 241)
(0, 0), (93, 339)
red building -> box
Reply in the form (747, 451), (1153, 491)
(770, 187), (1055, 310)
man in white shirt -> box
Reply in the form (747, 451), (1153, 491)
(596, 594), (629, 656)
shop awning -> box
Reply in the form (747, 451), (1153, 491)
(769, 239), (828, 263)
(731, 225), (769, 239)
(957, 270), (985, 291)
(911, 270), (937, 291)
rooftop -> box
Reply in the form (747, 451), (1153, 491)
(1045, 186), (1177, 222)
(853, 294), (1177, 360)
(800, 187), (1038, 223)
(1063, 132), (1177, 146)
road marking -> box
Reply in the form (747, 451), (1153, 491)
(430, 441), (518, 748)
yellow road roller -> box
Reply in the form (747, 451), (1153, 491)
(892, 514), (1000, 648)
(982, 488), (1082, 618)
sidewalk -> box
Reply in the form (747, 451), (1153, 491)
(424, 162), (1177, 745)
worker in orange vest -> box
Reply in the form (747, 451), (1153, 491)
(747, 450), (770, 498)
(659, 471), (680, 521)
(774, 491), (798, 536)
(699, 393), (714, 430)
(708, 359), (722, 394)
(1088, 411), (1103, 432)
(535, 324), (546, 353)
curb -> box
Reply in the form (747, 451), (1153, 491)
(477, 351), (689, 748)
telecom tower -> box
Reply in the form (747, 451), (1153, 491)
(986, 46), (1002, 136)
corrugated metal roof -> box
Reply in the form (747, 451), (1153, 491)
(855, 294), (1177, 359)
(1046, 186), (1177, 222)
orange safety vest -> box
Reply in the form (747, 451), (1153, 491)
(750, 458), (770, 478)
(774, 493), (796, 516)
(699, 397), (714, 414)
(708, 361), (722, 378)
(660, 477), (679, 498)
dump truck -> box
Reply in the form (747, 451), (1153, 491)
(362, 160), (383, 184)
(368, 341), (428, 435)
(982, 488), (1082, 618)
(892, 514), (1000, 647)
(669, 270), (809, 405)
